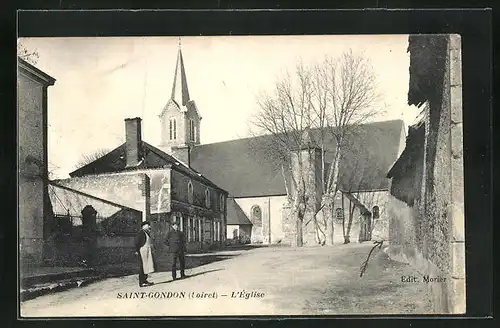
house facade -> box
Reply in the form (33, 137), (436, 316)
(18, 57), (56, 266)
(60, 117), (228, 254)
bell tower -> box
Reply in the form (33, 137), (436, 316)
(159, 38), (202, 166)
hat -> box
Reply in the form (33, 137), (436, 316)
(141, 221), (151, 227)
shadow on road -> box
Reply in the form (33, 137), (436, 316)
(153, 269), (224, 286)
(154, 252), (239, 273)
(224, 244), (269, 251)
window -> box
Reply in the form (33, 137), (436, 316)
(219, 194), (225, 212)
(187, 180), (193, 203)
(193, 218), (200, 242)
(188, 217), (201, 242)
(198, 218), (203, 242)
(187, 218), (193, 242)
(169, 118), (177, 140)
(189, 119), (196, 142)
(213, 221), (220, 242)
(251, 205), (262, 225)
(179, 214), (184, 232)
(372, 205), (380, 219)
(205, 188), (211, 208)
(335, 208), (344, 220)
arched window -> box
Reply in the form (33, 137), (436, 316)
(189, 119), (196, 142)
(251, 205), (262, 226)
(205, 188), (211, 208)
(169, 118), (177, 140)
(187, 180), (193, 203)
(372, 205), (380, 219)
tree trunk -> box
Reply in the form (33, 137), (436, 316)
(324, 146), (341, 246)
(296, 217), (303, 247)
(292, 187), (306, 247)
(324, 195), (335, 245)
(341, 192), (346, 243)
(344, 201), (355, 244)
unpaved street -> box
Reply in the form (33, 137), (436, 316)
(21, 243), (432, 317)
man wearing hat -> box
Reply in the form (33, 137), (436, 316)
(164, 220), (187, 280)
(135, 221), (155, 287)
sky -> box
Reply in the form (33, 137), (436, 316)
(20, 35), (421, 179)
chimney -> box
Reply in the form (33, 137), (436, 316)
(124, 117), (142, 168)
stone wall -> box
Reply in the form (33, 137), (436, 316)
(18, 69), (48, 265)
(448, 34), (466, 314)
(234, 195), (287, 244)
(387, 193), (418, 247)
(387, 34), (465, 314)
(56, 173), (150, 218)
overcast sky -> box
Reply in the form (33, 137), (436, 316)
(20, 35), (420, 179)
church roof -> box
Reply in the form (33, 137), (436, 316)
(190, 119), (405, 198)
(226, 198), (253, 225)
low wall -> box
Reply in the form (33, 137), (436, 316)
(45, 234), (137, 266)
(387, 194), (417, 247)
(97, 235), (134, 248)
(96, 246), (136, 265)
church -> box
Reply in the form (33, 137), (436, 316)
(54, 44), (406, 251)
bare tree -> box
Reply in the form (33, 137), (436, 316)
(47, 161), (61, 180)
(17, 40), (39, 65)
(251, 61), (316, 247)
(74, 149), (111, 170)
(252, 49), (381, 246)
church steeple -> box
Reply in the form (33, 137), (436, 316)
(159, 38), (202, 159)
(171, 39), (190, 108)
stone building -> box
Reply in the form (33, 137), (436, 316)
(190, 119), (405, 245)
(59, 116), (228, 253)
(18, 57), (56, 266)
(386, 34), (465, 313)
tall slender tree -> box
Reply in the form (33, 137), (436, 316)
(251, 49), (381, 246)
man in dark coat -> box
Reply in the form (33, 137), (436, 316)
(164, 221), (187, 280)
(135, 221), (155, 287)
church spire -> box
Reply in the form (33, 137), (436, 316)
(171, 39), (190, 107)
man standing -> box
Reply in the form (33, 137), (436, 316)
(135, 221), (155, 287)
(164, 221), (186, 280)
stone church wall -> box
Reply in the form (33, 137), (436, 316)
(234, 195), (287, 244)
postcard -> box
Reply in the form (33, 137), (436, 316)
(18, 33), (465, 317)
